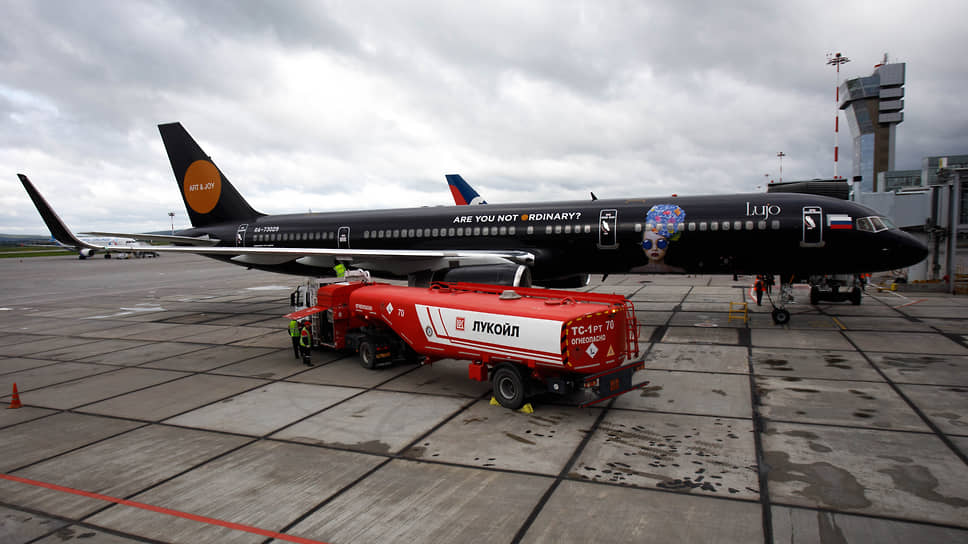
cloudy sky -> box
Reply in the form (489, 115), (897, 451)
(2, 0), (966, 235)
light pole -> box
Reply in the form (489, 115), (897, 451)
(777, 152), (786, 183)
(826, 52), (850, 179)
(168, 212), (175, 235)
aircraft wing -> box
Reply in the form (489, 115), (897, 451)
(81, 232), (221, 246)
(139, 245), (534, 276)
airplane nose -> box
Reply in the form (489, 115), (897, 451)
(894, 230), (929, 267)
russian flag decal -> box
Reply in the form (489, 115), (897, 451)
(827, 214), (853, 229)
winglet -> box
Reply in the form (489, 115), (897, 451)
(17, 174), (99, 250)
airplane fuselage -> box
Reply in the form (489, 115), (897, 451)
(176, 191), (925, 281)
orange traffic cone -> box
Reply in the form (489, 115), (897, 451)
(7, 383), (22, 409)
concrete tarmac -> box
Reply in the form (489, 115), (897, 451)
(0, 254), (966, 543)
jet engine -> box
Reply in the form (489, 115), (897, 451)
(432, 264), (532, 287)
(78, 248), (96, 259)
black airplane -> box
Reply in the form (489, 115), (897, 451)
(18, 122), (927, 323)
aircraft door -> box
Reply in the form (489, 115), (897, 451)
(801, 206), (825, 247)
(338, 226), (350, 249)
(236, 224), (248, 247)
(598, 209), (618, 249)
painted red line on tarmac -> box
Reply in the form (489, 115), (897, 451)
(0, 473), (328, 544)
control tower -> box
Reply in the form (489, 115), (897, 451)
(839, 61), (905, 192)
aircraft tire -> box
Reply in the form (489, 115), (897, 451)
(810, 286), (820, 305)
(359, 340), (377, 369)
(492, 364), (526, 409)
(772, 309), (790, 325)
(850, 287), (862, 306)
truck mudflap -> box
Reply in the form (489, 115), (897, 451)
(578, 358), (648, 408)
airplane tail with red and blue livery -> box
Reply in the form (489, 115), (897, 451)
(446, 174), (487, 206)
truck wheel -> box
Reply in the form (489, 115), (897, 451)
(492, 364), (526, 409)
(359, 340), (376, 369)
(850, 287), (862, 305)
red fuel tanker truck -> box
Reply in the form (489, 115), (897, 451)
(286, 280), (646, 409)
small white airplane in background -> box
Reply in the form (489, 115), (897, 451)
(48, 235), (159, 259)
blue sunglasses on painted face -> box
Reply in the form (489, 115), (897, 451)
(642, 238), (668, 250)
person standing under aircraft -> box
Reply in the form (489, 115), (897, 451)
(755, 276), (765, 306)
(299, 322), (313, 366)
(289, 318), (301, 359)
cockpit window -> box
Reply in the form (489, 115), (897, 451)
(857, 216), (894, 233)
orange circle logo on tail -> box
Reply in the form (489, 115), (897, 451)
(183, 160), (222, 214)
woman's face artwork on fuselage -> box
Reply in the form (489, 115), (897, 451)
(641, 204), (686, 267)
(642, 231), (669, 263)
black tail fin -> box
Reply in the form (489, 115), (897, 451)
(18, 174), (95, 250)
(158, 122), (263, 228)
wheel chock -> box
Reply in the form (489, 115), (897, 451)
(518, 403), (534, 414)
(489, 396), (500, 406)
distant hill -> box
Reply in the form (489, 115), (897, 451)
(0, 233), (50, 245)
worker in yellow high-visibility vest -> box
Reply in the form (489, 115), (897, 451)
(289, 319), (301, 359)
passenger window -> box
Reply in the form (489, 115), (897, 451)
(722, 222), (730, 231)
(710, 222), (718, 231)
(688, 222), (696, 231)
(432, 228), (439, 237)
(473, 227), (481, 236)
(554, 225), (562, 234)
(509, 226), (516, 235)
(545, 226), (552, 235)
(448, 228), (455, 236)
(745, 221), (753, 230)
(758, 220), (766, 230)
(699, 222), (707, 232)
(634, 223), (642, 233)
(456, 227), (464, 236)
(564, 225), (572, 234)
(499, 226), (507, 235)
(771, 220), (780, 230)
(527, 226), (534, 235)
